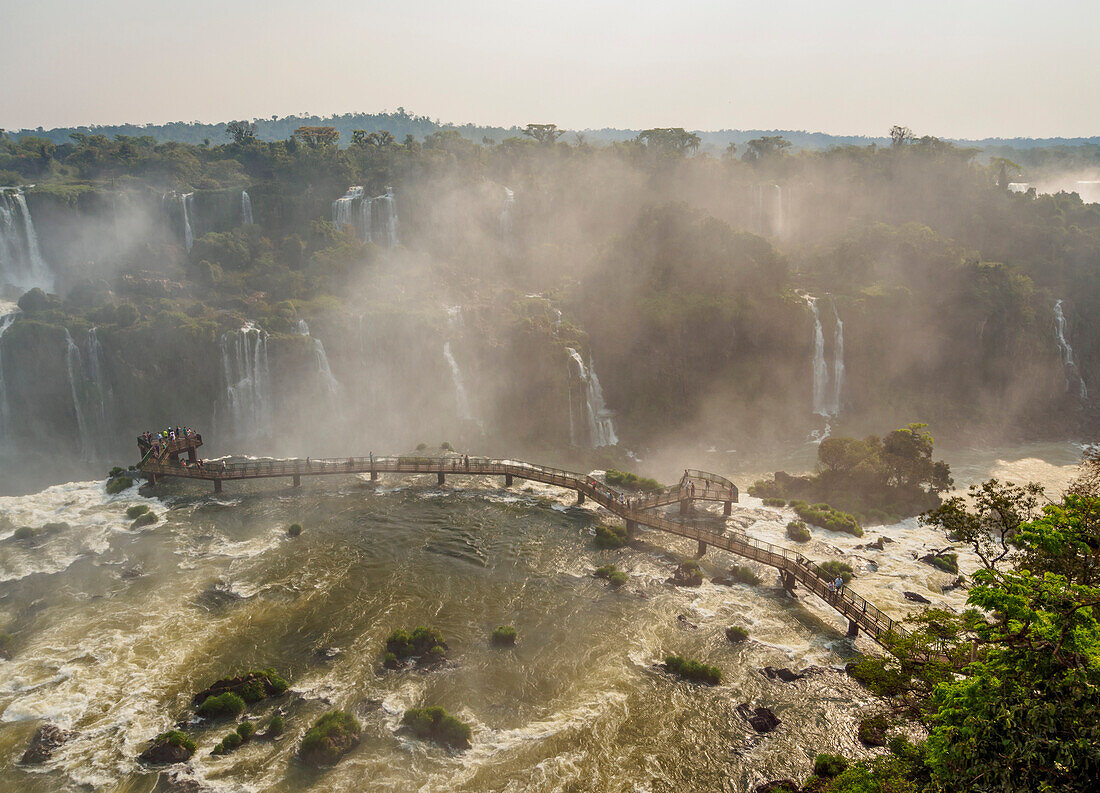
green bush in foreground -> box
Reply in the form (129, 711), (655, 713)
(786, 520), (811, 542)
(402, 706), (472, 749)
(126, 504), (150, 519)
(287, 523), (302, 537)
(491, 626), (517, 646)
(197, 692), (246, 719)
(725, 626), (749, 643)
(608, 570), (628, 588)
(266, 714), (285, 736)
(593, 524), (628, 549)
(105, 476), (133, 495)
(663, 655), (721, 685)
(236, 721), (256, 740)
(816, 560), (855, 585)
(814, 753), (849, 778)
(845, 656), (907, 697)
(130, 511), (157, 528)
(790, 500), (863, 536)
(299, 710), (361, 766)
(762, 497), (787, 507)
(605, 469), (663, 492)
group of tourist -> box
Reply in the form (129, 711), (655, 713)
(137, 426), (218, 470)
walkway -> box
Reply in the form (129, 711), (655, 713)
(140, 451), (907, 647)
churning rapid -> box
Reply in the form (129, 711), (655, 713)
(0, 440), (1082, 792)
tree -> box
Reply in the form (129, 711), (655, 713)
(292, 126), (339, 148)
(636, 128), (701, 156)
(890, 124), (914, 148)
(226, 120), (256, 145)
(741, 135), (790, 162)
(522, 123), (563, 145)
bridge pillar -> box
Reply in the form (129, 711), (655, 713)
(577, 491), (585, 505)
(187, 447), (198, 463)
(696, 540), (707, 557)
(370, 470), (378, 481)
(504, 474), (513, 487)
(293, 474), (301, 487)
(213, 479), (222, 493)
(148, 473), (157, 486)
(723, 501), (732, 517)
(847, 620), (859, 639)
(437, 471), (446, 486)
(625, 520), (637, 540)
(679, 498), (694, 516)
(781, 571), (797, 593)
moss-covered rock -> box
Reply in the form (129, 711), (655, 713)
(384, 627), (448, 664)
(193, 668), (289, 707)
(197, 692), (246, 719)
(139, 731), (196, 764)
(669, 560), (703, 587)
(725, 626), (749, 643)
(663, 654), (721, 684)
(299, 710), (361, 765)
(106, 476), (133, 495)
(593, 523), (628, 549)
(125, 504), (150, 519)
(813, 753), (849, 777)
(786, 520), (811, 542)
(401, 706), (472, 750)
(491, 626), (517, 646)
(130, 511), (158, 529)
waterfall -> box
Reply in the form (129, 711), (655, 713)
(61, 328), (113, 460)
(443, 306), (475, 422)
(1054, 300), (1088, 400)
(332, 186), (364, 232)
(296, 320), (341, 399)
(566, 347), (618, 447)
(220, 324), (273, 439)
(64, 331), (93, 459)
(772, 185), (783, 235)
(359, 197), (373, 243)
(180, 193), (195, 252)
(808, 297), (830, 416)
(0, 189), (55, 292)
(0, 312), (16, 447)
(830, 300), (845, 415)
(374, 188), (399, 247)
(240, 191), (254, 225)
(500, 187), (515, 239)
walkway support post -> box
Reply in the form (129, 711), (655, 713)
(696, 540), (707, 557)
(626, 520), (637, 540)
(437, 471), (445, 486)
(504, 474), (513, 487)
(723, 501), (732, 517)
(370, 470), (378, 481)
(781, 570), (796, 593)
(577, 491), (585, 505)
(214, 479), (222, 493)
(293, 474), (301, 487)
(679, 498), (693, 516)
(847, 620), (859, 639)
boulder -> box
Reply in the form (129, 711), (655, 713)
(738, 703), (781, 733)
(139, 734), (194, 765)
(668, 561), (703, 587)
(20, 724), (72, 764)
(760, 666), (804, 683)
(903, 591), (932, 604)
(676, 614), (698, 629)
(867, 536), (886, 551)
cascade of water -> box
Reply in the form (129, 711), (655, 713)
(332, 186), (364, 232)
(0, 189), (55, 292)
(772, 185), (783, 235)
(180, 193), (195, 252)
(64, 330), (93, 459)
(808, 297), (829, 416)
(359, 197), (374, 243)
(443, 307), (475, 422)
(240, 190), (254, 225)
(0, 312), (17, 447)
(374, 188), (399, 247)
(830, 300), (845, 415)
(500, 187), (515, 239)
(82, 328), (113, 454)
(296, 320), (341, 399)
(220, 324), (273, 439)
(1054, 299), (1088, 400)
(566, 347), (618, 447)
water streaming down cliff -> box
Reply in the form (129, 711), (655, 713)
(0, 312), (17, 448)
(830, 301), (845, 415)
(566, 347), (618, 447)
(296, 320), (341, 401)
(443, 306), (476, 423)
(219, 324), (273, 440)
(180, 193), (195, 253)
(332, 186), (364, 232)
(808, 298), (830, 417)
(0, 189), (55, 292)
(1053, 299), (1088, 400)
(373, 188), (399, 247)
(63, 331), (93, 459)
(331, 186), (398, 246)
(240, 190), (254, 225)
(500, 186), (515, 240)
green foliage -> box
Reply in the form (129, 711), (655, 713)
(663, 654), (721, 685)
(594, 564), (618, 579)
(845, 656), (906, 697)
(416, 442), (428, 451)
(762, 497), (787, 507)
(105, 476), (133, 495)
(125, 504), (150, 519)
(13, 526), (35, 540)
(817, 560), (855, 584)
(287, 523), (302, 537)
(605, 469), (663, 492)
(236, 720), (256, 740)
(440, 441), (454, 451)
(299, 710), (361, 765)
(152, 731), (196, 753)
(786, 520), (811, 542)
(385, 626), (447, 661)
(728, 565), (761, 585)
(197, 692), (246, 719)
(791, 501), (863, 536)
(491, 626), (517, 646)
(608, 570), (628, 588)
(130, 511), (157, 529)
(593, 524), (628, 549)
(857, 714), (888, 747)
(266, 714), (285, 736)
(813, 753), (849, 778)
(213, 731), (242, 754)
(929, 553), (958, 574)
(725, 626), (749, 643)
(401, 706), (472, 749)
(108, 466), (126, 479)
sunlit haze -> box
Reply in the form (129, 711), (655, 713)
(2, 0), (1098, 137)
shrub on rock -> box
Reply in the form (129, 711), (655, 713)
(266, 714), (285, 737)
(786, 520), (811, 542)
(816, 560), (855, 585)
(594, 524), (628, 549)
(762, 497), (786, 507)
(194, 669), (289, 707)
(287, 523), (302, 537)
(858, 714), (888, 746)
(725, 626), (749, 643)
(130, 511), (158, 529)
(384, 626), (448, 663)
(670, 560), (703, 587)
(197, 692), (246, 719)
(13, 526), (35, 540)
(813, 753), (849, 778)
(491, 626), (517, 646)
(608, 570), (628, 588)
(401, 706), (472, 749)
(106, 476), (133, 495)
(126, 504), (150, 519)
(139, 731), (196, 764)
(236, 721), (256, 740)
(299, 710), (361, 766)
(845, 656), (906, 696)
(594, 564), (617, 579)
(664, 654), (721, 684)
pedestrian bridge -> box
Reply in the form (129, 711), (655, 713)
(137, 435), (911, 650)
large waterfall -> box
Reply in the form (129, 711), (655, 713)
(0, 311), (16, 447)
(830, 300), (845, 415)
(62, 328), (113, 460)
(443, 307), (475, 422)
(297, 320), (341, 400)
(220, 324), (273, 439)
(809, 298), (830, 416)
(64, 331), (92, 459)
(500, 187), (515, 239)
(241, 190), (254, 225)
(0, 188), (55, 292)
(1054, 299), (1088, 400)
(180, 192), (195, 252)
(566, 347), (618, 447)
(331, 186), (399, 246)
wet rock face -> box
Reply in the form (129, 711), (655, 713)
(904, 590), (932, 604)
(20, 724), (72, 764)
(738, 703), (781, 733)
(760, 666), (804, 683)
(139, 741), (192, 765)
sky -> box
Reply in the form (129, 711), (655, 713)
(2, 0), (1098, 138)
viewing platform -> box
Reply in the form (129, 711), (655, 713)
(135, 435), (920, 653)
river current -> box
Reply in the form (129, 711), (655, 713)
(0, 441), (1085, 792)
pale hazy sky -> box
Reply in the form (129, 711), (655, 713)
(2, 0), (1097, 138)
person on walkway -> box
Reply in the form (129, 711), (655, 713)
(834, 576), (844, 596)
